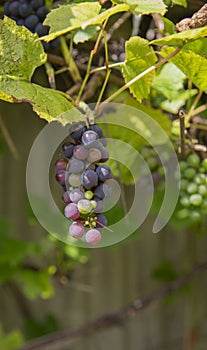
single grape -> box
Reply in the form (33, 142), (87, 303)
(9, 1), (19, 17)
(91, 200), (97, 209)
(77, 199), (93, 214)
(17, 19), (25, 26)
(64, 203), (80, 220)
(186, 183), (198, 194)
(69, 188), (85, 203)
(187, 153), (200, 168)
(100, 148), (109, 162)
(68, 159), (85, 174)
(73, 145), (88, 160)
(194, 174), (206, 185)
(35, 22), (49, 37)
(95, 214), (107, 228)
(180, 196), (191, 208)
(85, 229), (101, 244)
(81, 169), (98, 189)
(176, 208), (190, 220)
(62, 142), (75, 159)
(19, 3), (32, 18)
(68, 174), (82, 187)
(189, 194), (203, 206)
(147, 156), (158, 171)
(54, 158), (68, 171)
(84, 191), (94, 200)
(87, 148), (102, 163)
(82, 130), (99, 145)
(183, 168), (196, 180)
(31, 0), (45, 10)
(180, 179), (189, 191)
(62, 191), (71, 204)
(96, 165), (112, 182)
(69, 222), (85, 238)
(3, 2), (10, 16)
(190, 211), (202, 223)
(36, 6), (49, 21)
(25, 14), (39, 30)
(55, 170), (66, 185)
(89, 124), (104, 138)
(70, 125), (86, 141)
(93, 198), (104, 213)
(198, 185), (207, 197)
(201, 158), (207, 171)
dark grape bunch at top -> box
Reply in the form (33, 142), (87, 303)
(3, 0), (58, 50)
(55, 123), (113, 245)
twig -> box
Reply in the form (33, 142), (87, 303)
(20, 262), (207, 350)
(95, 69), (111, 111)
(179, 109), (186, 159)
(0, 115), (19, 160)
(186, 90), (203, 123)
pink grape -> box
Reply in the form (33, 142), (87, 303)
(85, 229), (101, 244)
(69, 222), (85, 238)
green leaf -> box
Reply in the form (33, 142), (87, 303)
(162, 17), (176, 35)
(16, 269), (54, 300)
(0, 324), (24, 350)
(171, 0), (187, 7)
(112, 0), (167, 15)
(0, 76), (81, 124)
(73, 25), (99, 44)
(122, 37), (157, 101)
(42, 2), (101, 41)
(151, 26), (207, 46)
(184, 38), (207, 57)
(159, 89), (197, 113)
(161, 47), (207, 91)
(0, 17), (46, 80)
(0, 236), (28, 266)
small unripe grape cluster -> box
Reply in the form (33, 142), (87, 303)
(55, 123), (113, 245)
(176, 153), (207, 223)
(3, 0), (59, 50)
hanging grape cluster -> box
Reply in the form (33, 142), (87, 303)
(55, 123), (113, 245)
(3, 0), (58, 50)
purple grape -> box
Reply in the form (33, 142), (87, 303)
(62, 191), (71, 204)
(69, 222), (85, 238)
(70, 125), (86, 141)
(55, 158), (68, 171)
(4, 3), (10, 16)
(55, 170), (66, 185)
(68, 174), (82, 187)
(87, 148), (102, 163)
(93, 197), (104, 213)
(31, 0), (45, 10)
(73, 145), (88, 160)
(36, 6), (49, 21)
(96, 165), (112, 182)
(85, 229), (101, 244)
(25, 14), (39, 30)
(89, 124), (104, 138)
(19, 3), (32, 17)
(95, 183), (112, 199)
(68, 159), (85, 174)
(64, 203), (80, 220)
(35, 22), (49, 37)
(17, 19), (25, 26)
(69, 188), (85, 203)
(82, 130), (99, 145)
(62, 142), (75, 159)
(9, 2), (19, 17)
(100, 148), (109, 162)
(96, 214), (107, 228)
(81, 169), (98, 189)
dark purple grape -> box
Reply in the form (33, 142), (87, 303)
(25, 14), (39, 30)
(55, 170), (66, 185)
(85, 229), (101, 244)
(100, 148), (109, 162)
(3, 2), (10, 16)
(89, 124), (104, 138)
(64, 203), (80, 220)
(17, 19), (25, 26)
(92, 197), (104, 213)
(82, 130), (99, 145)
(31, 0), (45, 10)
(36, 6), (49, 21)
(69, 222), (85, 238)
(61, 142), (75, 159)
(9, 1), (19, 17)
(69, 189), (85, 203)
(62, 191), (71, 205)
(100, 137), (108, 147)
(35, 22), (49, 37)
(50, 38), (60, 50)
(81, 169), (98, 189)
(95, 183), (111, 199)
(69, 124), (86, 141)
(96, 165), (112, 182)
(73, 145), (88, 160)
(87, 148), (102, 163)
(54, 158), (68, 172)
(19, 3), (32, 17)
(68, 159), (85, 174)
(95, 214), (107, 228)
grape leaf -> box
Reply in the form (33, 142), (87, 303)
(161, 47), (207, 91)
(159, 89), (197, 114)
(111, 0), (167, 15)
(0, 76), (81, 124)
(42, 2), (101, 41)
(151, 26), (207, 46)
(171, 0), (187, 6)
(0, 17), (46, 80)
(122, 37), (157, 101)
(73, 25), (99, 44)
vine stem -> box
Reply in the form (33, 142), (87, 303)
(90, 61), (124, 74)
(60, 36), (82, 83)
(95, 70), (111, 112)
(99, 47), (182, 108)
(76, 18), (109, 104)
(0, 115), (19, 160)
(191, 103), (207, 116)
(185, 90), (203, 122)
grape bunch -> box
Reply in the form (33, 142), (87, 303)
(55, 123), (113, 245)
(177, 153), (207, 223)
(3, 0), (58, 50)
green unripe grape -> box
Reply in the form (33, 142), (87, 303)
(141, 147), (156, 158)
(77, 199), (93, 214)
(85, 190), (94, 200)
(201, 158), (207, 171)
(194, 174), (206, 185)
(179, 161), (188, 173)
(187, 154), (200, 168)
(186, 183), (198, 194)
(180, 196), (191, 208)
(190, 211), (202, 223)
(189, 194), (203, 206)
(183, 168), (196, 180)
(198, 185), (207, 197)
(157, 166), (165, 176)
(91, 200), (97, 209)
(199, 167), (205, 174)
(180, 179), (189, 191)
(147, 156), (158, 171)
(176, 208), (190, 220)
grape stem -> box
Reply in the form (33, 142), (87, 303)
(179, 109), (186, 159)
(95, 69), (111, 112)
(96, 220), (113, 232)
(60, 36), (82, 83)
